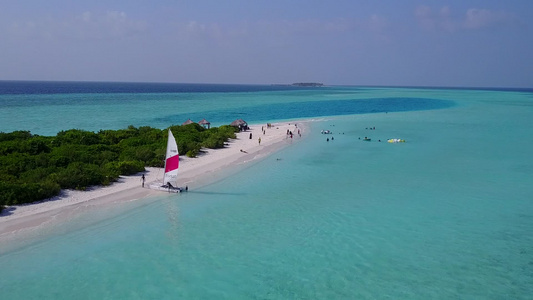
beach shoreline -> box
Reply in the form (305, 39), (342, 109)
(0, 121), (310, 243)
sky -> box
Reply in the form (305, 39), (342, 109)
(1, 0), (532, 88)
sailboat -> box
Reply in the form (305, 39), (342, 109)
(150, 129), (183, 193)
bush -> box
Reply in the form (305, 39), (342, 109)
(103, 161), (144, 177)
(202, 136), (225, 149)
(116, 160), (145, 175)
(102, 162), (121, 182)
(55, 162), (105, 190)
(0, 181), (17, 206)
(148, 157), (164, 167)
(37, 180), (61, 200)
(57, 129), (100, 145)
(19, 167), (58, 183)
(0, 181), (60, 207)
(135, 146), (155, 163)
(186, 149), (199, 158)
(0, 130), (32, 142)
(2, 153), (35, 177)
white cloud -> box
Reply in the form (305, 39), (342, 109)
(7, 11), (147, 41)
(463, 8), (512, 30)
(414, 6), (517, 32)
(73, 11), (147, 40)
(169, 15), (391, 46)
(168, 17), (358, 49)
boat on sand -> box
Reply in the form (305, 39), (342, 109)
(149, 129), (184, 193)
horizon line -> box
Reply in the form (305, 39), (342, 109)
(0, 79), (531, 91)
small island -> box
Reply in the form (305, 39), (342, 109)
(291, 82), (324, 87)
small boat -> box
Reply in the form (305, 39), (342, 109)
(150, 129), (183, 193)
(387, 138), (405, 143)
(363, 137), (371, 141)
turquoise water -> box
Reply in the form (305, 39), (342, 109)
(0, 84), (452, 136)
(1, 86), (532, 298)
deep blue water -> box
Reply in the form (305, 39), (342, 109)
(0, 80), (311, 95)
(1, 80), (530, 95)
(154, 97), (455, 127)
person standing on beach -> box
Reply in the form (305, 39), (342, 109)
(141, 174), (145, 188)
(258, 137), (261, 145)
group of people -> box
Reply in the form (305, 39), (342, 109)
(286, 125), (301, 139)
(286, 129), (294, 139)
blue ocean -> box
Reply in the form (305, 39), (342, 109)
(0, 81), (532, 299)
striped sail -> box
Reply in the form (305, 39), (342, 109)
(163, 129), (179, 187)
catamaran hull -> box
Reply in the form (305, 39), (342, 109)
(149, 184), (183, 193)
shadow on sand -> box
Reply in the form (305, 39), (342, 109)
(0, 207), (16, 217)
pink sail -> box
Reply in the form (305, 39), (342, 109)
(165, 155), (179, 173)
(163, 129), (179, 187)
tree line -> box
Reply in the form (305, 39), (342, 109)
(0, 123), (237, 213)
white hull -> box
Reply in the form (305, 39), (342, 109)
(149, 183), (183, 193)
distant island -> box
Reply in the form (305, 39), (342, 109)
(272, 82), (324, 87)
(291, 82), (324, 87)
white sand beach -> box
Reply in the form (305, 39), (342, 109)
(0, 121), (308, 240)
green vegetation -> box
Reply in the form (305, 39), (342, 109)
(0, 123), (237, 212)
